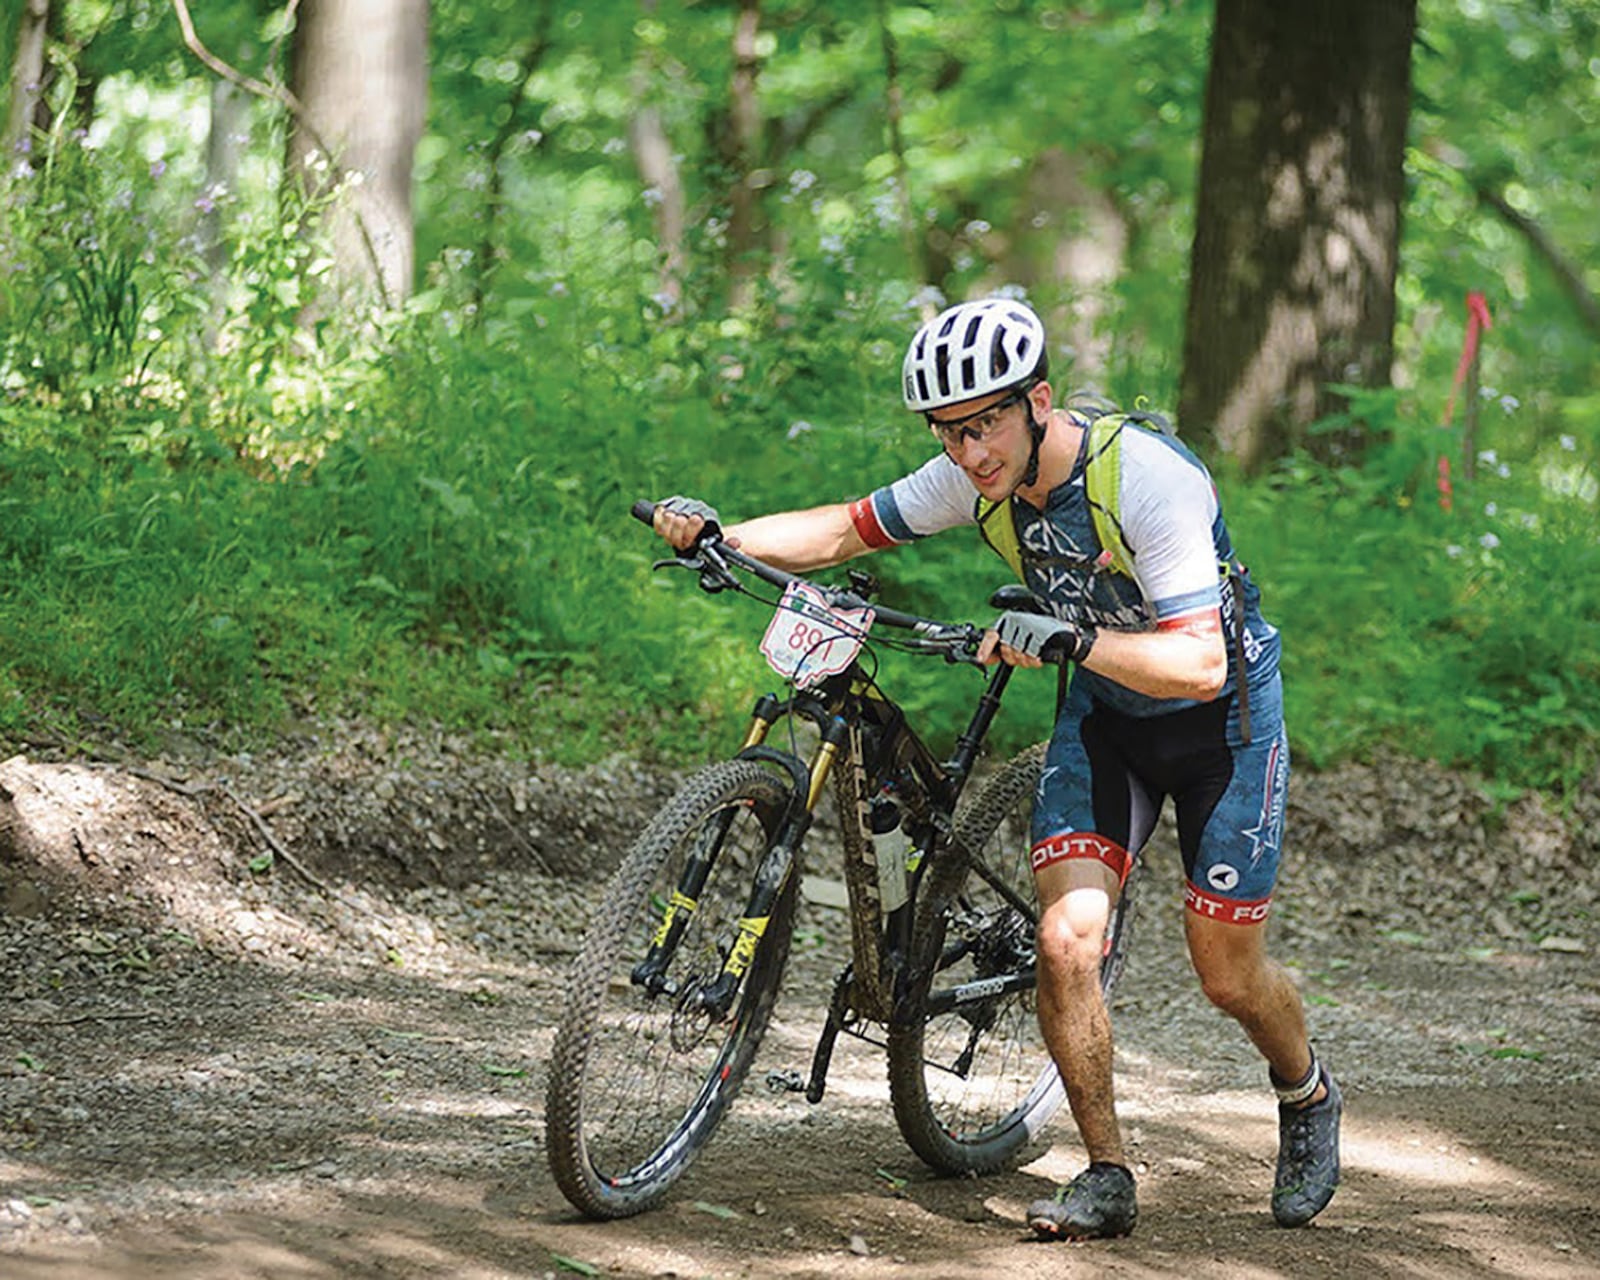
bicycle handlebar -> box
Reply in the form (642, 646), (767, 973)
(631, 498), (984, 656)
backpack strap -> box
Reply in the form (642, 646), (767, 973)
(1222, 560), (1254, 746)
(1083, 409), (1178, 579)
(973, 493), (1024, 579)
(1083, 415), (1132, 578)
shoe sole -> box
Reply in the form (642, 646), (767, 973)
(1028, 1217), (1135, 1241)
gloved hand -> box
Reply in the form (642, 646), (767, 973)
(993, 610), (1097, 665)
(655, 495), (722, 551)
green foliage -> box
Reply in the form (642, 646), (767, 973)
(0, 128), (203, 411)
(0, 0), (1595, 800)
(1407, 0), (1600, 446)
(1232, 390), (1600, 795)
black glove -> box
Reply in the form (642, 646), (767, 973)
(658, 494), (721, 539)
(994, 610), (1097, 664)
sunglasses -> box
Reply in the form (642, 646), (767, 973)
(926, 385), (1033, 450)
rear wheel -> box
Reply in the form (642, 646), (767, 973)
(545, 760), (797, 1218)
(887, 742), (1141, 1173)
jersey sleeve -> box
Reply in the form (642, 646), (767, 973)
(848, 453), (977, 549)
(1116, 431), (1223, 625)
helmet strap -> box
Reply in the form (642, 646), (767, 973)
(1019, 398), (1047, 488)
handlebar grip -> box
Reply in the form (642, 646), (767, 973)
(1037, 634), (1069, 664)
(634, 497), (723, 547)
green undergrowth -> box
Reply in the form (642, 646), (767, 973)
(1, 128), (1595, 794)
(1, 305), (1596, 798)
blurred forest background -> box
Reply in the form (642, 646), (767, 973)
(0, 0), (1596, 797)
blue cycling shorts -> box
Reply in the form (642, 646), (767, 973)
(1031, 677), (1290, 924)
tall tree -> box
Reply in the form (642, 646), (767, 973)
(995, 147), (1129, 391)
(717, 0), (765, 310)
(286, 0), (428, 312)
(474, 1), (555, 313)
(628, 0), (686, 311)
(4, 0), (51, 160)
(1179, 0), (1416, 472)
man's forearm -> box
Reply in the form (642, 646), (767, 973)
(725, 503), (872, 572)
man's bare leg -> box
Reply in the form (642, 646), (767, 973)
(1026, 859), (1138, 1239)
(1185, 909), (1342, 1226)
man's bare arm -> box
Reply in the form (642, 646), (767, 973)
(723, 504), (873, 572)
(653, 500), (876, 573)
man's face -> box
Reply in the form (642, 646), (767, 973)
(926, 384), (1040, 498)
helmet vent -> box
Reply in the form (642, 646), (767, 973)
(989, 333), (1011, 378)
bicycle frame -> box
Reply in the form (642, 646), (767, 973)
(631, 642), (1029, 1105)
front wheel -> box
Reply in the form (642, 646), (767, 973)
(887, 742), (1142, 1174)
(545, 760), (798, 1218)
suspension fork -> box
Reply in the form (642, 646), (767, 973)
(630, 693), (783, 993)
(685, 712), (849, 1019)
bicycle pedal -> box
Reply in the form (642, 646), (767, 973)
(764, 1069), (806, 1094)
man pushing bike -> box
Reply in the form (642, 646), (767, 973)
(652, 296), (1341, 1239)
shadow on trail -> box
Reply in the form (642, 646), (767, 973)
(3, 759), (1599, 1278)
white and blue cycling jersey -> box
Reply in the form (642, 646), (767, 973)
(849, 415), (1282, 744)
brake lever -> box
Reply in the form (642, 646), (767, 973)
(912, 624), (985, 667)
(651, 554), (703, 574)
(946, 634), (986, 668)
(652, 536), (740, 591)
(696, 542), (739, 593)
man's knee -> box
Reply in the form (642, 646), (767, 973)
(1033, 843), (1122, 989)
(1037, 900), (1108, 982)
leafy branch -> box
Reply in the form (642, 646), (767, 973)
(1427, 139), (1600, 340)
(168, 0), (393, 308)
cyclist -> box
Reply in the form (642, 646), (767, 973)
(651, 296), (1341, 1239)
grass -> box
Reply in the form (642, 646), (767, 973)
(3, 343), (1595, 799)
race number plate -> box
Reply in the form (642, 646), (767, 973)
(759, 582), (874, 689)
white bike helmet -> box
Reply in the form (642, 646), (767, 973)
(902, 297), (1048, 412)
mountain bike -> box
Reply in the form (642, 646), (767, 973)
(544, 502), (1142, 1219)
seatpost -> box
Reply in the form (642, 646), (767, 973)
(946, 662), (1013, 788)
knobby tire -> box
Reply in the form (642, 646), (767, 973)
(886, 742), (1142, 1174)
(544, 760), (798, 1219)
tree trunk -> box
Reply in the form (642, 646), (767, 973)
(723, 0), (765, 310)
(877, 0), (919, 277)
(475, 3), (555, 314)
(202, 80), (246, 275)
(286, 0), (428, 314)
(4, 0), (50, 162)
(628, 0), (686, 311)
(994, 147), (1128, 392)
(1179, 0), (1416, 472)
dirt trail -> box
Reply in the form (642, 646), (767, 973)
(1, 747), (1597, 1278)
